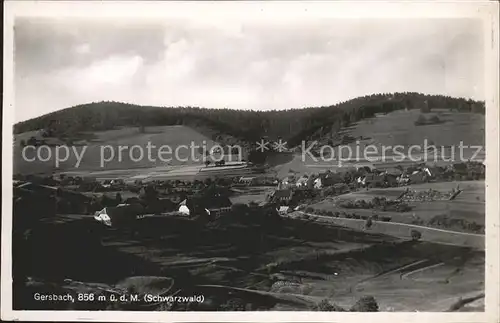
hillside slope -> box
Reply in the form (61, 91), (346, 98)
(13, 125), (229, 175)
(14, 92), (485, 146)
(13, 92), (485, 175)
(273, 108), (485, 177)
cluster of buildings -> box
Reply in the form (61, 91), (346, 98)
(266, 161), (485, 208)
(14, 159), (485, 229)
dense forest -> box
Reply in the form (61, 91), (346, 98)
(14, 92), (485, 147)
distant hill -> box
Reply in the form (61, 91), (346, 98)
(14, 92), (485, 148)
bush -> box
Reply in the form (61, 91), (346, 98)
(350, 296), (379, 312)
(305, 207), (314, 213)
(411, 229), (422, 241)
(311, 299), (346, 312)
(380, 216), (392, 222)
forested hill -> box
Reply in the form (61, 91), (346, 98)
(14, 92), (484, 147)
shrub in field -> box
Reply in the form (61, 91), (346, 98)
(326, 211), (334, 217)
(380, 216), (392, 222)
(365, 217), (373, 229)
(311, 299), (346, 311)
(467, 221), (484, 233)
(305, 207), (314, 213)
(411, 229), (422, 241)
(334, 211), (340, 217)
(350, 296), (379, 312)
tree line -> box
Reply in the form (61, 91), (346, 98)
(14, 92), (485, 147)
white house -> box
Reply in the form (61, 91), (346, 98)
(94, 204), (144, 227)
(295, 176), (309, 188)
(177, 195), (232, 219)
(313, 177), (322, 189)
(178, 199), (191, 216)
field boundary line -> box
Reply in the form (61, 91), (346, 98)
(401, 262), (445, 279)
(295, 211), (485, 237)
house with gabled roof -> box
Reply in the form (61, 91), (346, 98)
(295, 175), (309, 188)
(363, 174), (386, 188)
(409, 171), (427, 184)
(94, 204), (145, 227)
(423, 166), (444, 179)
(314, 172), (343, 189)
(269, 189), (294, 205)
(178, 194), (232, 219)
(384, 167), (403, 177)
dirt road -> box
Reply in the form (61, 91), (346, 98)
(286, 211), (484, 249)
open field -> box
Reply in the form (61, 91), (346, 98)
(14, 109), (486, 180)
(274, 109), (485, 177)
(307, 181), (485, 241)
(62, 163), (257, 183)
(349, 109), (484, 148)
(229, 186), (275, 205)
(14, 125), (244, 175)
(14, 212), (484, 311)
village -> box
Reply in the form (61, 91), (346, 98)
(13, 159), (485, 233)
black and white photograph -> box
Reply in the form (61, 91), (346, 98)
(2, 1), (499, 322)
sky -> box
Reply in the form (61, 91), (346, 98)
(14, 17), (484, 122)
